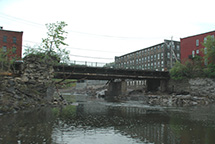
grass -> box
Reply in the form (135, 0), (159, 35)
(53, 79), (77, 88)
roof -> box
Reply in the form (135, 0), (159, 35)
(0, 27), (23, 33)
(181, 30), (215, 40)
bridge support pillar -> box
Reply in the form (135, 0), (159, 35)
(146, 79), (168, 92)
(160, 79), (167, 92)
(106, 80), (127, 97)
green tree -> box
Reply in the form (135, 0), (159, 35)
(202, 35), (215, 78)
(203, 35), (215, 64)
(0, 48), (16, 72)
(170, 61), (189, 80)
(24, 21), (70, 64)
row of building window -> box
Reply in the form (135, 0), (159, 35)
(117, 44), (180, 61)
(2, 36), (17, 44)
(1, 46), (17, 54)
(117, 52), (180, 63)
(196, 35), (214, 47)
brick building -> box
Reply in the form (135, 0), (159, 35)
(0, 26), (23, 59)
(180, 30), (215, 62)
(115, 40), (180, 71)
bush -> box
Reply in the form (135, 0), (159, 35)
(203, 63), (215, 78)
(170, 62), (189, 80)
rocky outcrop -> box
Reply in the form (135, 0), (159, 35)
(189, 78), (215, 98)
(0, 55), (56, 113)
(167, 78), (215, 98)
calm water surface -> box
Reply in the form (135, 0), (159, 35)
(0, 95), (215, 144)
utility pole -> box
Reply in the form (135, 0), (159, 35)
(170, 36), (179, 68)
(170, 37), (173, 68)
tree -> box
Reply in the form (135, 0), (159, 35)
(0, 48), (16, 72)
(203, 35), (215, 64)
(170, 61), (190, 80)
(24, 21), (70, 64)
(202, 35), (215, 78)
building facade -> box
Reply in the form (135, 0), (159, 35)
(180, 30), (215, 62)
(115, 40), (180, 71)
(0, 26), (23, 59)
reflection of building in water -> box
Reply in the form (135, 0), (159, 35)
(114, 109), (180, 144)
(77, 103), (180, 143)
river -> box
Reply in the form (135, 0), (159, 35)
(0, 94), (215, 144)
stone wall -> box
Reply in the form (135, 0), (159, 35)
(167, 78), (215, 98)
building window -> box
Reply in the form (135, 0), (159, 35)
(196, 39), (199, 46)
(167, 52), (170, 58)
(196, 49), (199, 54)
(12, 46), (17, 54)
(13, 37), (17, 44)
(158, 54), (160, 60)
(177, 53), (180, 59)
(161, 53), (164, 59)
(3, 46), (7, 52)
(204, 37), (207, 43)
(192, 50), (195, 57)
(204, 48), (207, 54)
(3, 36), (7, 42)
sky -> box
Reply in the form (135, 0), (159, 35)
(0, 0), (215, 64)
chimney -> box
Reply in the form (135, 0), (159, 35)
(0, 26), (3, 29)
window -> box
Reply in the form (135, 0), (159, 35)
(167, 52), (170, 58)
(176, 45), (180, 50)
(12, 46), (16, 54)
(204, 48), (207, 54)
(196, 39), (199, 46)
(13, 37), (17, 43)
(204, 37), (207, 43)
(161, 53), (164, 59)
(196, 49), (199, 54)
(158, 54), (160, 60)
(177, 53), (180, 59)
(3, 36), (7, 42)
(192, 50), (195, 57)
(3, 46), (7, 52)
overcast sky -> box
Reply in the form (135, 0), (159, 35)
(0, 0), (214, 64)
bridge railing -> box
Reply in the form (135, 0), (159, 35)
(70, 60), (107, 67)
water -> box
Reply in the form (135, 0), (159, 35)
(0, 95), (215, 144)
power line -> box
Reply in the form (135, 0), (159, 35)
(66, 46), (122, 54)
(23, 40), (122, 54)
(22, 45), (114, 60)
(70, 54), (113, 60)
(0, 12), (162, 40)
(0, 13), (45, 28)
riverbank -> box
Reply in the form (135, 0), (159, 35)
(67, 82), (215, 107)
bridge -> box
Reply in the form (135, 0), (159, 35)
(53, 65), (169, 96)
(53, 65), (169, 80)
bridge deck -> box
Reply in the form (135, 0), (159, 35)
(53, 65), (169, 80)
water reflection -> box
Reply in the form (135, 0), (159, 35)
(0, 99), (215, 144)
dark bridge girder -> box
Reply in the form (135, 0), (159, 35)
(53, 65), (169, 80)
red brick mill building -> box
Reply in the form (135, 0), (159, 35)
(0, 26), (23, 60)
(180, 30), (215, 63)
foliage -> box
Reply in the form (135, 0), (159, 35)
(0, 48), (16, 72)
(203, 63), (215, 78)
(170, 61), (189, 80)
(203, 35), (215, 64)
(24, 21), (70, 64)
